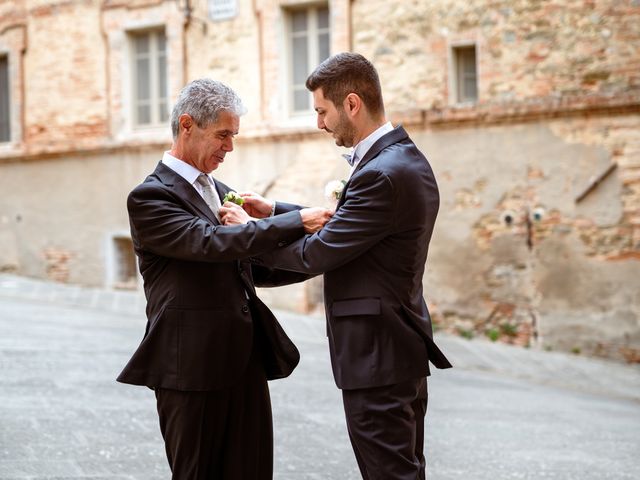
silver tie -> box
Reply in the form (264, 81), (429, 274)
(196, 174), (220, 221)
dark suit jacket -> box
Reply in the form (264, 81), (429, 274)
(258, 126), (452, 390)
(117, 162), (308, 391)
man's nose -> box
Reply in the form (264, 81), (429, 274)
(317, 116), (325, 130)
(222, 137), (234, 152)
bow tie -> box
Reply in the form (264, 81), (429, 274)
(342, 152), (357, 167)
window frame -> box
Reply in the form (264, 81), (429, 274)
(285, 3), (330, 117)
(451, 43), (479, 105)
(106, 232), (139, 290)
(0, 53), (10, 143)
(128, 28), (169, 129)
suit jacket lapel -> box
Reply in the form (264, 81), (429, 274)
(153, 162), (220, 225)
(352, 125), (409, 177)
(213, 180), (230, 205)
(336, 125), (409, 209)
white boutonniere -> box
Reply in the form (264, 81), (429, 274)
(325, 180), (347, 202)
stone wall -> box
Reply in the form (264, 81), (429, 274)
(0, 0), (638, 361)
(353, 0), (640, 110)
(0, 146), (160, 286)
(406, 116), (639, 362)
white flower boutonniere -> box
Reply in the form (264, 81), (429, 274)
(325, 180), (347, 202)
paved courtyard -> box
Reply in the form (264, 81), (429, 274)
(0, 274), (639, 479)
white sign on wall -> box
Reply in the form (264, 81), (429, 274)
(208, 0), (238, 21)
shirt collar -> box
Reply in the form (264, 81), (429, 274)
(352, 121), (394, 164)
(161, 151), (212, 186)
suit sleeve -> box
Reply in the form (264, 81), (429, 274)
(128, 183), (305, 263)
(274, 201), (304, 215)
(256, 169), (395, 274)
(250, 264), (315, 287)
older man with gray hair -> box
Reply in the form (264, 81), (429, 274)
(117, 79), (331, 479)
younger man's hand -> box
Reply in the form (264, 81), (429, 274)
(239, 192), (274, 218)
(299, 207), (333, 234)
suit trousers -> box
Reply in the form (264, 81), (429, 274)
(342, 377), (428, 480)
(155, 336), (272, 480)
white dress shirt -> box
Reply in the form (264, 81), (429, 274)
(348, 121), (394, 178)
(161, 151), (222, 212)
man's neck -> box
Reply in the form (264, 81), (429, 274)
(169, 144), (183, 161)
(353, 117), (388, 147)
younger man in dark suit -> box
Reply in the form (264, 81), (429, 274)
(117, 79), (330, 479)
(238, 53), (452, 480)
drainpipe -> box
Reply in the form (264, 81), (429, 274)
(182, 0), (192, 86)
(253, 0), (266, 119)
(99, 2), (111, 140)
(348, 0), (354, 51)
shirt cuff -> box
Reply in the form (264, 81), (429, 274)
(270, 200), (276, 217)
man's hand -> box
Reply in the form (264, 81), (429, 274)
(300, 207), (333, 234)
(220, 202), (252, 226)
(240, 192), (274, 219)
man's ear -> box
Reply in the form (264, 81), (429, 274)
(179, 114), (194, 135)
(344, 93), (361, 117)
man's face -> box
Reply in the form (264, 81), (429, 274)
(312, 88), (357, 148)
(183, 110), (240, 173)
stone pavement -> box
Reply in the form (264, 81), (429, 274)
(0, 274), (639, 480)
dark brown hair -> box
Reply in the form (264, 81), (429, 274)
(305, 52), (384, 117)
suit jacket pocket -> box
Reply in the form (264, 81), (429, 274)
(329, 298), (381, 377)
(332, 297), (381, 317)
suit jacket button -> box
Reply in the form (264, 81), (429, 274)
(278, 241), (286, 247)
(242, 305), (249, 313)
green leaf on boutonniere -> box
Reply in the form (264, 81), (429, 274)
(223, 191), (245, 206)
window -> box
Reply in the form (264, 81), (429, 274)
(453, 45), (478, 103)
(129, 29), (168, 127)
(0, 55), (10, 142)
(112, 236), (137, 290)
(208, 0), (238, 21)
(288, 5), (330, 114)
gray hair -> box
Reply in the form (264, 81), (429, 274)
(170, 79), (247, 140)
